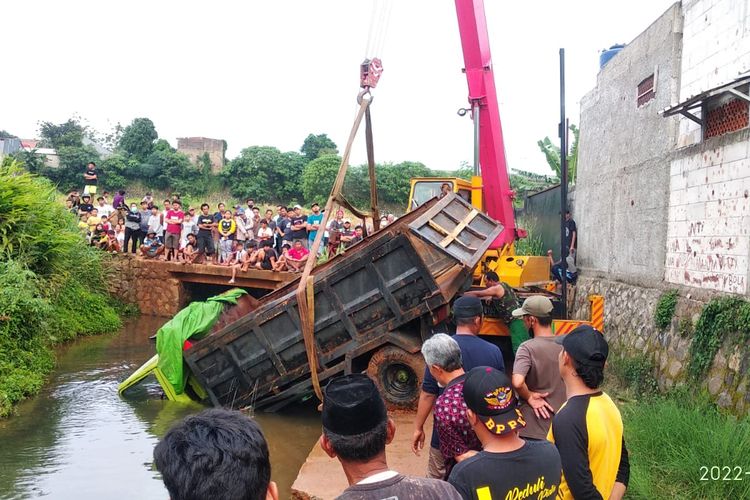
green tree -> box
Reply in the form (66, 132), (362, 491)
(224, 146), (305, 203)
(99, 153), (132, 191)
(537, 123), (579, 184)
(509, 168), (557, 208)
(302, 154), (342, 205)
(139, 139), (200, 194)
(0, 129), (17, 138)
(12, 149), (47, 174)
(51, 145), (101, 192)
(118, 117), (158, 162)
(300, 133), (338, 162)
(38, 119), (84, 149)
(375, 161), (430, 206)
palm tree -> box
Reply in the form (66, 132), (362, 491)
(537, 123), (579, 184)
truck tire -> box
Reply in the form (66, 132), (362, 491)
(367, 345), (425, 410)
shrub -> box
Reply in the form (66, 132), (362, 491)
(0, 161), (122, 417)
(654, 289), (678, 330)
(689, 297), (750, 380)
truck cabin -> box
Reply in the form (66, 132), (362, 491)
(407, 178), (473, 211)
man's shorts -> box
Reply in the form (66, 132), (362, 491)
(165, 232), (180, 249)
(84, 185), (97, 195)
(197, 232), (214, 255)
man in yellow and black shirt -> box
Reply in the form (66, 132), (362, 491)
(548, 325), (629, 500)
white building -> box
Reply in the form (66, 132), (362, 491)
(663, 0), (750, 294)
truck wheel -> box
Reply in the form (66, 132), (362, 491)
(367, 345), (425, 410)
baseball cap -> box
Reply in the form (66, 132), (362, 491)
(462, 366), (526, 435)
(322, 374), (387, 436)
(453, 296), (483, 319)
(555, 325), (608, 368)
(344, 219), (352, 223)
(293, 204), (302, 210)
(512, 295), (554, 318)
(311, 202), (319, 208)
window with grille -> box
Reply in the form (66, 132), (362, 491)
(637, 74), (655, 107)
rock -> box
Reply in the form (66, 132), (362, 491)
(708, 376), (723, 396)
(717, 392), (732, 409)
(668, 360), (683, 378)
(729, 351), (741, 372)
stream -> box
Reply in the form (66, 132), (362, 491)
(0, 315), (322, 499)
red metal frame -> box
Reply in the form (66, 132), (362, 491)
(454, 0), (516, 248)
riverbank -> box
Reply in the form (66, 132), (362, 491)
(0, 160), (123, 418)
(0, 315), (321, 499)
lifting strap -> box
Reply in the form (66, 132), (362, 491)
(295, 95), (373, 403)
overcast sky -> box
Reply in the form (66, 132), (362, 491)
(2, 0), (676, 175)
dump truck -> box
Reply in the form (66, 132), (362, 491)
(120, 193), (504, 411)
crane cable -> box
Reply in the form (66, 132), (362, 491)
(365, 0), (393, 59)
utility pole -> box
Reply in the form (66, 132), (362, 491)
(559, 48), (568, 319)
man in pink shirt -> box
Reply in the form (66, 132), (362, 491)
(164, 199), (185, 262)
(286, 239), (309, 272)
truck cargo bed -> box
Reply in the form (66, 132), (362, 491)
(184, 194), (504, 410)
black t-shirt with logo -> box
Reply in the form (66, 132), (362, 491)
(79, 203), (94, 213)
(448, 440), (562, 500)
(85, 167), (97, 185)
(290, 215), (308, 239)
(198, 214), (214, 234)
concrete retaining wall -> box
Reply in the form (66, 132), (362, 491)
(107, 255), (187, 317)
(573, 275), (750, 415)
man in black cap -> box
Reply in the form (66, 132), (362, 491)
(548, 325), (629, 500)
(412, 296), (505, 479)
(448, 366), (561, 500)
(320, 374), (461, 500)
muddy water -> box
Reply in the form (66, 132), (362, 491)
(0, 316), (322, 499)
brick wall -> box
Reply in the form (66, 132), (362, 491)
(176, 137), (225, 174)
(678, 0), (750, 146)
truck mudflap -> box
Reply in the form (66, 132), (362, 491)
(183, 193), (504, 411)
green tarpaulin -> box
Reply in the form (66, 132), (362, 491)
(156, 288), (247, 394)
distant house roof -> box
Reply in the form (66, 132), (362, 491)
(20, 139), (39, 149)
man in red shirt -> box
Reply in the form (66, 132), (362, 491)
(286, 240), (309, 272)
(164, 200), (184, 262)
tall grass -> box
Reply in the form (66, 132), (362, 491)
(0, 160), (122, 417)
(621, 390), (750, 499)
(603, 353), (750, 499)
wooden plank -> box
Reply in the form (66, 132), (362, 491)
(438, 208), (479, 247)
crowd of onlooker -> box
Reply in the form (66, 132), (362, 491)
(65, 161), (398, 280)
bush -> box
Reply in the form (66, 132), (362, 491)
(654, 289), (678, 330)
(0, 161), (121, 417)
(689, 296), (750, 380)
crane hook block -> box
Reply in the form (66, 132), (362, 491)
(360, 58), (383, 89)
